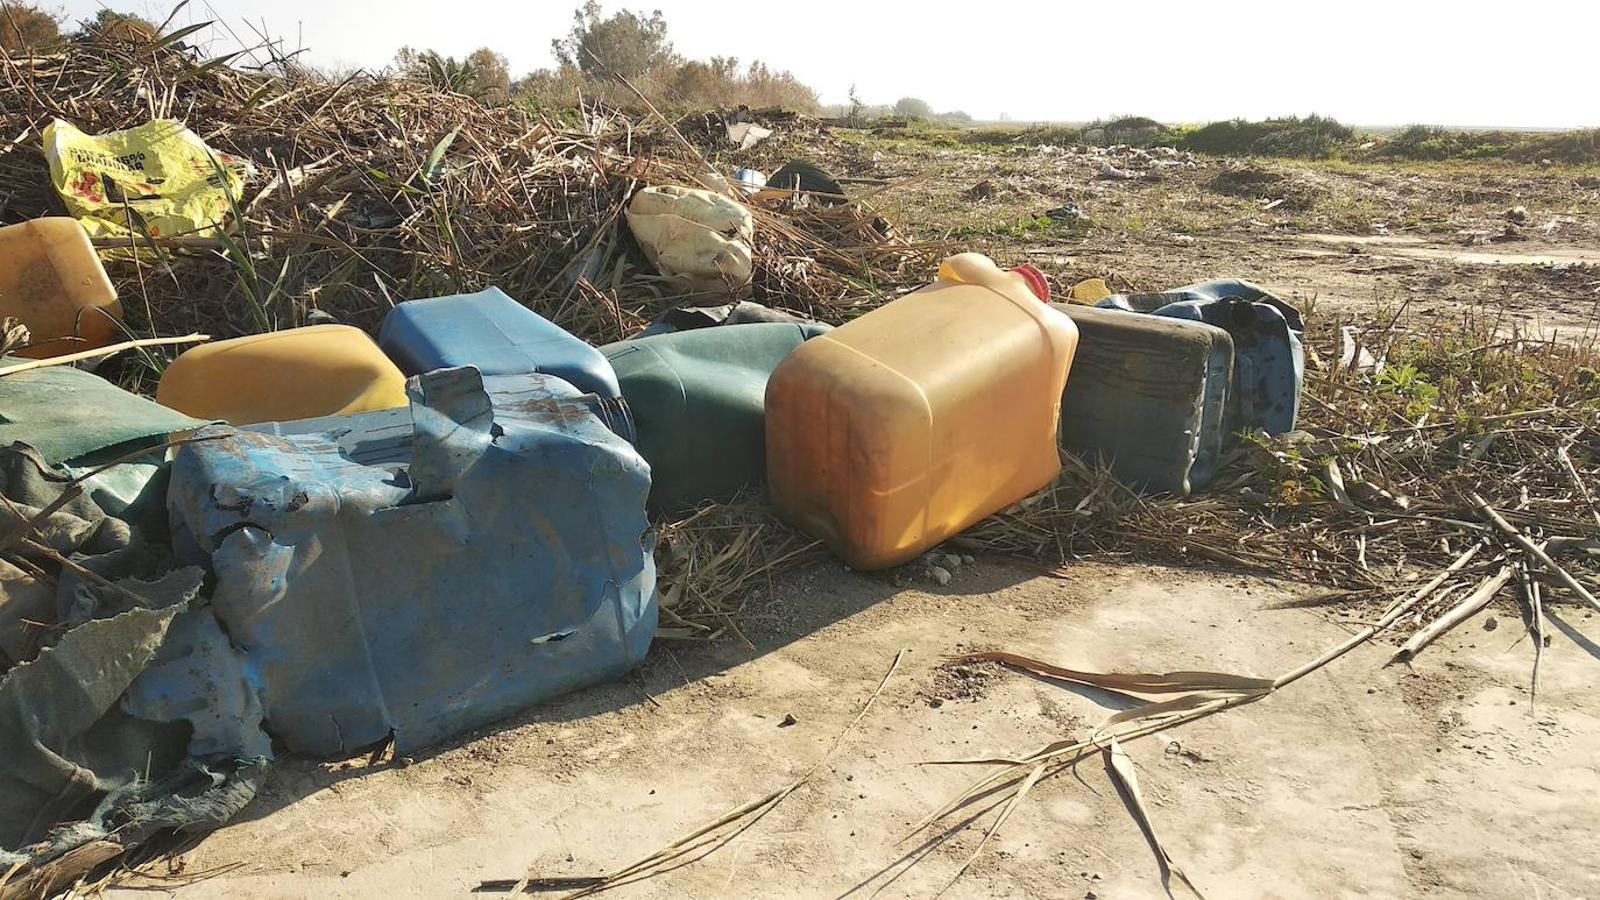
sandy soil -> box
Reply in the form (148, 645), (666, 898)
(112, 559), (1600, 899)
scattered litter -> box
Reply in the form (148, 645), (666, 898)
(167, 367), (656, 756)
(156, 324), (408, 425)
(1067, 277), (1112, 304)
(726, 121), (772, 150)
(1099, 161), (1138, 180)
(1098, 279), (1305, 435)
(1338, 325), (1381, 375)
(733, 167), (766, 195)
(602, 322), (828, 511)
(1053, 303), (1233, 494)
(626, 185), (755, 295)
(768, 253), (1071, 570)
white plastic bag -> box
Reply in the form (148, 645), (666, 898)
(625, 185), (754, 294)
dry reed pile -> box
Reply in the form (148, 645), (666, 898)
(0, 38), (935, 348)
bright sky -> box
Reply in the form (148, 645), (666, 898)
(55, 0), (1600, 128)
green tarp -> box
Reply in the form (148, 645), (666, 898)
(0, 361), (206, 466)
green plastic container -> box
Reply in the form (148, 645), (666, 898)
(601, 322), (829, 512)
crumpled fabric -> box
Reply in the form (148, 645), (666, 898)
(0, 444), (137, 670)
(625, 185), (754, 294)
(0, 440), (271, 879)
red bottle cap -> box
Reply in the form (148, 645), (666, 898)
(1010, 265), (1050, 303)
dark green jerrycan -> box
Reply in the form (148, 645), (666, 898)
(1051, 305), (1234, 495)
(601, 322), (830, 512)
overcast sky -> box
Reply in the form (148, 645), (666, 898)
(54, 0), (1599, 128)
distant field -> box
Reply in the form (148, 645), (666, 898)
(827, 115), (1600, 165)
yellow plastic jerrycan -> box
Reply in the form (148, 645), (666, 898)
(157, 324), (408, 425)
(765, 253), (1079, 570)
(0, 217), (121, 358)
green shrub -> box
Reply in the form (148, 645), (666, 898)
(1180, 115), (1352, 158)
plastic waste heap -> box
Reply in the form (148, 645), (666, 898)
(0, 217), (121, 358)
(766, 253), (1078, 570)
(156, 324), (408, 425)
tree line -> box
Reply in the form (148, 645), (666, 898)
(2, 1), (826, 113)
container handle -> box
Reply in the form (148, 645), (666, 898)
(405, 366), (494, 504)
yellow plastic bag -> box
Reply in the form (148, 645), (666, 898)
(42, 118), (254, 239)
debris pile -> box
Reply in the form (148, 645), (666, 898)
(0, 41), (935, 346)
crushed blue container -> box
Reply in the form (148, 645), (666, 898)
(167, 367), (657, 757)
(378, 286), (625, 404)
(1098, 279), (1304, 435)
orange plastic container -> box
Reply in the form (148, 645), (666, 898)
(765, 253), (1079, 570)
(156, 324), (408, 425)
(0, 217), (120, 358)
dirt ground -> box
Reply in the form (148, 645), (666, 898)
(109, 559), (1600, 900)
(770, 130), (1600, 336)
(108, 139), (1600, 899)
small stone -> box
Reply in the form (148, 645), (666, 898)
(779, 713), (798, 728)
(1483, 616), (1498, 632)
(396, 756), (414, 768)
(928, 697), (944, 709)
(928, 566), (952, 586)
(961, 555), (976, 566)
(1505, 205), (1529, 223)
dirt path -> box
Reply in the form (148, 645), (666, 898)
(115, 560), (1600, 899)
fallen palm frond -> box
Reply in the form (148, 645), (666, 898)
(479, 649), (907, 897)
(893, 539), (1494, 895)
(1104, 739), (1204, 900)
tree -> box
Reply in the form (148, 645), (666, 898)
(84, 8), (157, 41)
(465, 47), (510, 99)
(396, 46), (512, 100)
(893, 97), (933, 119)
(0, 2), (59, 52)
(553, 1), (673, 80)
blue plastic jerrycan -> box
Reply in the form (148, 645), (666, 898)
(1099, 279), (1304, 435)
(379, 286), (623, 397)
(167, 367), (658, 756)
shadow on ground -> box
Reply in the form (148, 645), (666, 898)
(223, 555), (1050, 827)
